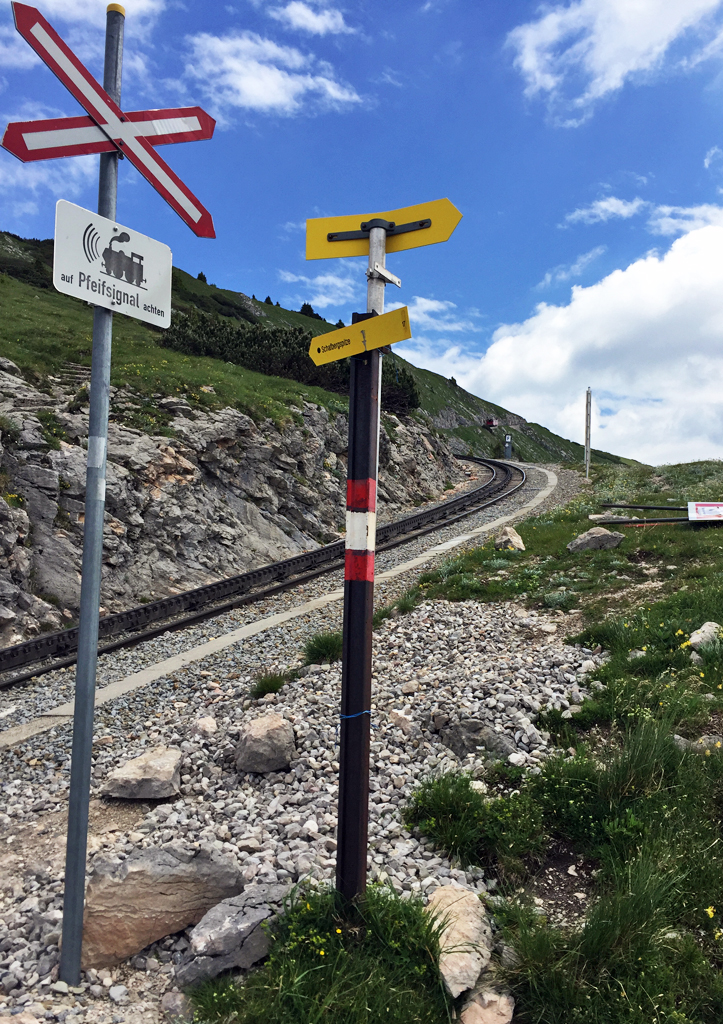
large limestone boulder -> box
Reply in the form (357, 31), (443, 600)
(81, 844), (244, 968)
(235, 714), (296, 773)
(494, 526), (524, 551)
(101, 746), (182, 800)
(567, 527), (624, 553)
(689, 621), (721, 651)
(425, 885), (492, 998)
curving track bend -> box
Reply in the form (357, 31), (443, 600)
(0, 458), (526, 688)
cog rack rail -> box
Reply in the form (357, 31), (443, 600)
(0, 457), (525, 683)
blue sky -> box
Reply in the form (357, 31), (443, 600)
(4, 0), (723, 463)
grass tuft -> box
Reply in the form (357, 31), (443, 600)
(189, 884), (452, 1024)
(249, 671), (296, 699)
(304, 630), (343, 665)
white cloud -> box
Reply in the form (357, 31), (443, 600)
(399, 224), (723, 464)
(647, 203), (723, 235)
(0, 25), (40, 69)
(184, 30), (361, 115)
(566, 195), (648, 224)
(388, 296), (479, 333)
(705, 145), (723, 169)
(537, 245), (607, 288)
(278, 265), (359, 307)
(269, 2), (355, 36)
(563, 193), (723, 236)
(34, 0), (165, 28)
(507, 0), (723, 124)
(0, 151), (95, 218)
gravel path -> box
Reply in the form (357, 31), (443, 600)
(0, 593), (602, 1021)
(0, 461), (590, 1021)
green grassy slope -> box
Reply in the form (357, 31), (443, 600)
(0, 228), (627, 463)
(397, 357), (626, 465)
(0, 258), (346, 427)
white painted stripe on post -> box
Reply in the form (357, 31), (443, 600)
(345, 510), (376, 551)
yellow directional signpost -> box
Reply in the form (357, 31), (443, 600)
(311, 197), (462, 904)
(306, 197), (462, 260)
(309, 306), (411, 366)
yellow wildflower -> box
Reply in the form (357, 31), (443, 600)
(706, 906), (716, 918)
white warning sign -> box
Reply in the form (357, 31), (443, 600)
(688, 502), (723, 521)
(53, 200), (172, 327)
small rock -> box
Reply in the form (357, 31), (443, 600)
(389, 709), (417, 737)
(460, 988), (515, 1024)
(494, 526), (524, 551)
(108, 984), (128, 1004)
(690, 651), (704, 666)
(566, 527), (624, 553)
(161, 991), (193, 1022)
(579, 659), (596, 674)
(50, 981), (69, 995)
(689, 622), (721, 651)
(191, 717), (217, 739)
(507, 752), (526, 766)
(401, 681), (419, 695)
(8, 1014), (42, 1024)
(101, 746), (182, 800)
(235, 713), (297, 773)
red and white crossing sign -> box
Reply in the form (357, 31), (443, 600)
(2, 3), (215, 238)
(3, 107), (215, 162)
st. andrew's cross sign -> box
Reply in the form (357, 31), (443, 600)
(2, 3), (216, 237)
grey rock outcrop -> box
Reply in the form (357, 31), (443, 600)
(439, 718), (517, 759)
(235, 714), (297, 773)
(567, 527), (624, 552)
(81, 843), (244, 967)
(425, 885), (492, 998)
(100, 745), (182, 800)
(0, 369), (465, 646)
(175, 883), (290, 987)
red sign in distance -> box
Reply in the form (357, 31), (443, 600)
(7, 3), (215, 238)
(2, 107), (215, 162)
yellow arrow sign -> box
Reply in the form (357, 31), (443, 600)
(308, 306), (411, 366)
(306, 198), (462, 261)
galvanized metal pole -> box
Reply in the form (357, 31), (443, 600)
(60, 3), (124, 986)
(585, 387), (591, 480)
(336, 226), (386, 901)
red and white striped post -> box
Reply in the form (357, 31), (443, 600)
(336, 223), (388, 900)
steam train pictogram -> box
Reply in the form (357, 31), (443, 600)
(101, 232), (145, 288)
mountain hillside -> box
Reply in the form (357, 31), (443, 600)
(0, 228), (625, 465)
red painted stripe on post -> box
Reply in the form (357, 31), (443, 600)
(346, 478), (376, 512)
(345, 550), (375, 582)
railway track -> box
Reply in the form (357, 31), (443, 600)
(0, 457), (526, 687)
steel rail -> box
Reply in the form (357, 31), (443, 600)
(0, 458), (526, 684)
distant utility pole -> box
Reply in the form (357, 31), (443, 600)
(585, 387), (591, 480)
